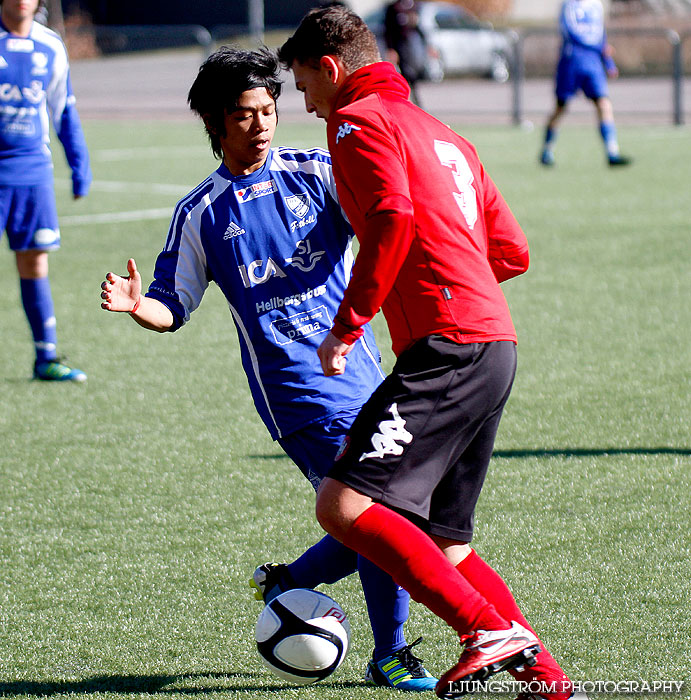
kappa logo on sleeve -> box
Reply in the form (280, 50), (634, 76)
(335, 122), (361, 144)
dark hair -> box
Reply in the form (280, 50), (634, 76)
(278, 5), (380, 72)
(188, 46), (282, 160)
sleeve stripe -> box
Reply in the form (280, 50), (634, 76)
(164, 176), (215, 252)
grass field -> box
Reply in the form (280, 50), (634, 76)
(0, 119), (689, 700)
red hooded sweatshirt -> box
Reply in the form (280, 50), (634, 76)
(326, 62), (529, 357)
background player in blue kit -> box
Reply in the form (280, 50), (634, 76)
(540, 0), (631, 167)
(0, 0), (91, 380)
(100, 47), (436, 691)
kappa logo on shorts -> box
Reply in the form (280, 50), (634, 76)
(360, 403), (413, 461)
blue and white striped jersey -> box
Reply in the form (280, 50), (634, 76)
(147, 147), (385, 439)
(0, 19), (91, 195)
(560, 0), (606, 53)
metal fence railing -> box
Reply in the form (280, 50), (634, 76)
(67, 23), (688, 126)
(510, 26), (685, 125)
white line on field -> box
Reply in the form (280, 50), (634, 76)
(93, 145), (204, 161)
(60, 208), (172, 225)
(54, 178), (185, 226)
(55, 178), (189, 196)
(90, 180), (189, 195)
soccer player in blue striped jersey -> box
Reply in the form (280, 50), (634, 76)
(540, 0), (630, 167)
(0, 0), (91, 381)
(100, 47), (437, 691)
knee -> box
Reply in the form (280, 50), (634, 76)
(315, 485), (342, 538)
(596, 97), (614, 122)
(16, 250), (49, 279)
(315, 478), (371, 542)
(432, 539), (472, 567)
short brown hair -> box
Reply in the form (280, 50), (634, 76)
(278, 4), (380, 72)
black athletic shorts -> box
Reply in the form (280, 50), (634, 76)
(328, 336), (517, 541)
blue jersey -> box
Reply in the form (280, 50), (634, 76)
(147, 147), (385, 440)
(0, 19), (91, 195)
(556, 0), (615, 101)
(560, 0), (604, 51)
(559, 0), (614, 67)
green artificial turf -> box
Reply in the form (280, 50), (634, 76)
(0, 118), (688, 700)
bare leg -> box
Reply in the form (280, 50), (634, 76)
(540, 102), (567, 165)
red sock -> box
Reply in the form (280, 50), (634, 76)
(456, 550), (572, 698)
(342, 503), (509, 636)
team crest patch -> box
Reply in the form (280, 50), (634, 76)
(31, 52), (49, 75)
(284, 193), (310, 219)
(235, 179), (277, 203)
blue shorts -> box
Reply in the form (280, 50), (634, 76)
(0, 184), (60, 251)
(278, 407), (363, 491)
(555, 54), (609, 103)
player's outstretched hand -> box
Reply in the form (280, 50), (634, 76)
(317, 331), (354, 377)
(101, 258), (142, 313)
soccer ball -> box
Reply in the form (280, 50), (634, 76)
(255, 589), (351, 684)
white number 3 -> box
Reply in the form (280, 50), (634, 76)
(434, 140), (477, 229)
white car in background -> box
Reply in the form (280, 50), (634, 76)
(367, 1), (513, 83)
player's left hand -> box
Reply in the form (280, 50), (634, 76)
(100, 258), (142, 312)
(318, 332), (354, 376)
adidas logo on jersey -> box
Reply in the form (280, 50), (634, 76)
(223, 221), (246, 240)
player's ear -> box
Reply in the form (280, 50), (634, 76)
(320, 55), (345, 86)
(202, 114), (216, 135)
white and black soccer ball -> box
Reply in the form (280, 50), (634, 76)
(255, 589), (351, 684)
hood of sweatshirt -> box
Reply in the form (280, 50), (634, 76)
(332, 61), (411, 113)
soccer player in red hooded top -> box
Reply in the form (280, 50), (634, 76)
(280, 6), (585, 700)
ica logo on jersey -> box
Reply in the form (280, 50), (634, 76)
(0, 80), (44, 104)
